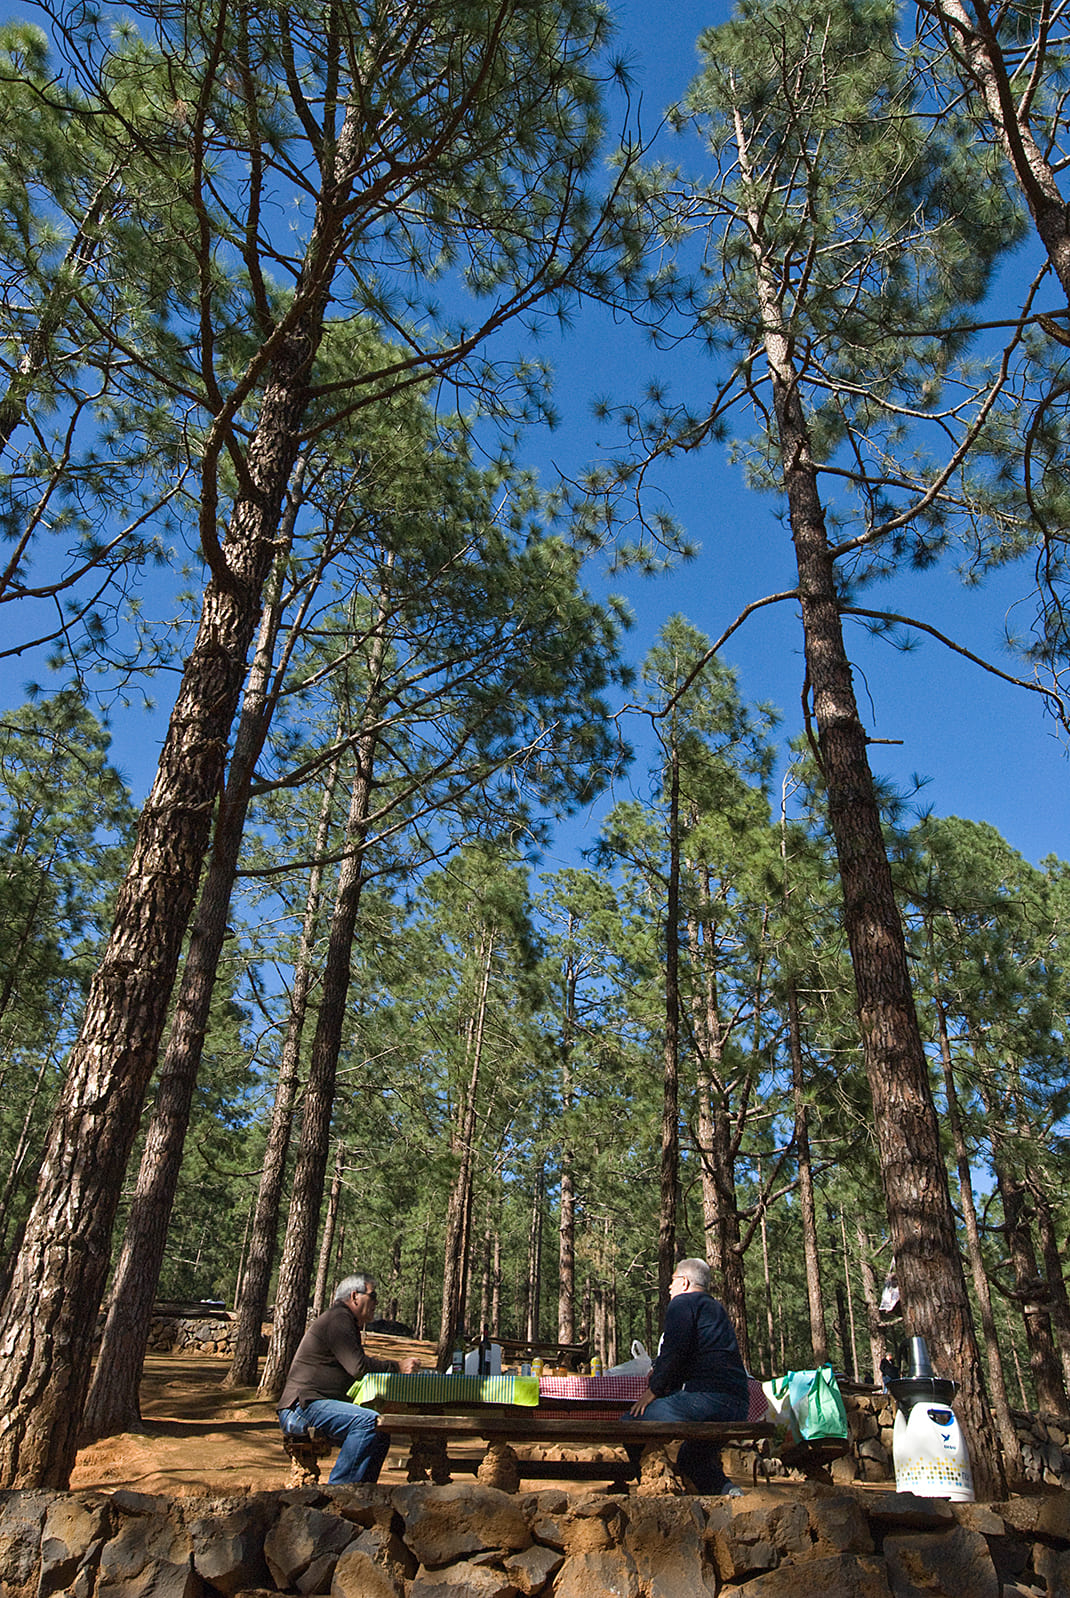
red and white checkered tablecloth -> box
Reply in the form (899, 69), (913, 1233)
(537, 1374), (648, 1403)
(538, 1372), (771, 1421)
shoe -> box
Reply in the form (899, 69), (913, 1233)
(720, 1483), (743, 1498)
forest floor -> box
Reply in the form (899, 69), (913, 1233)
(69, 1353), (584, 1499)
(70, 1352), (789, 1502)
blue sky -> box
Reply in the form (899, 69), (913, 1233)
(528, 0), (1069, 878)
(2, 0), (1065, 881)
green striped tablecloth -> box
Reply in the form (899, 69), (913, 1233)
(349, 1371), (539, 1409)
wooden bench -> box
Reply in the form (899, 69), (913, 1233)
(375, 1411), (776, 1493)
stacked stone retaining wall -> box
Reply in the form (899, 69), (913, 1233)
(2, 1479), (1068, 1596)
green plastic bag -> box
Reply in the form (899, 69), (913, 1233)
(786, 1364), (848, 1442)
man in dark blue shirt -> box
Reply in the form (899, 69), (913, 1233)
(629, 1257), (748, 1496)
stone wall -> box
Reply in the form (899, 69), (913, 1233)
(145, 1313), (239, 1356)
(3, 1479), (1069, 1597)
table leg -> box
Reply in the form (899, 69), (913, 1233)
(407, 1434), (453, 1485)
(476, 1441), (520, 1493)
(637, 1441), (686, 1496)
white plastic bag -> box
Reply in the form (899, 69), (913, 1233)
(608, 1339), (652, 1376)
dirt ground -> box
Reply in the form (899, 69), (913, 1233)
(71, 1355), (319, 1498)
(64, 1353), (877, 1505)
(69, 1353), (580, 1499)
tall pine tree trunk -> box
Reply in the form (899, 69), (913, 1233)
(658, 735), (680, 1307)
(995, 1159), (1068, 1416)
(0, 338), (323, 1488)
(736, 104), (1003, 1497)
(688, 895), (749, 1365)
(313, 1141), (346, 1316)
(1031, 1181), (1070, 1400)
(0, 89), (367, 1484)
(259, 623), (389, 1398)
(934, 985), (1023, 1476)
(436, 929), (494, 1367)
(789, 981), (828, 1364)
(223, 752), (340, 1387)
(557, 968), (577, 1345)
(83, 472), (307, 1439)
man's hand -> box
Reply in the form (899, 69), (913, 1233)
(399, 1357), (420, 1374)
(629, 1386), (656, 1417)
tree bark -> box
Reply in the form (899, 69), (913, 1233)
(856, 1225), (887, 1385)
(995, 1159), (1067, 1416)
(735, 102), (1004, 1498)
(557, 961), (577, 1345)
(688, 897), (749, 1362)
(257, 626), (387, 1397)
(926, 0), (1070, 297)
(0, 342), (320, 1488)
(658, 736), (680, 1309)
(313, 1141), (346, 1317)
(934, 984), (1023, 1476)
(1031, 1181), (1070, 1400)
(436, 927), (494, 1367)
(83, 469), (307, 1439)
(789, 981), (828, 1364)
(224, 750), (341, 1388)
(0, 82), (370, 1483)
(525, 1162), (544, 1343)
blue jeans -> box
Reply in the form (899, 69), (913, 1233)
(625, 1387), (747, 1493)
(279, 1398), (390, 1484)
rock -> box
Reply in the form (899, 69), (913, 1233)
(709, 1502), (810, 1582)
(263, 1502), (357, 1590)
(864, 1493), (956, 1533)
(832, 1455), (860, 1487)
(326, 1485), (397, 1527)
(718, 1553), (893, 1596)
(882, 1524), (998, 1598)
(350, 1524), (417, 1586)
(187, 1501), (272, 1595)
(37, 1494), (110, 1597)
(0, 1492), (55, 1593)
(560, 1511), (616, 1556)
(96, 1504), (198, 1598)
(331, 1546), (404, 1598)
(392, 1484), (530, 1569)
(620, 1496), (716, 1596)
(520, 1491), (568, 1519)
(1033, 1544), (1070, 1598)
(952, 1504), (1007, 1538)
(807, 1491), (875, 1557)
(110, 1491), (176, 1517)
(529, 1513), (566, 1551)
(552, 1548), (640, 1598)
(410, 1559), (519, 1597)
(501, 1543), (563, 1595)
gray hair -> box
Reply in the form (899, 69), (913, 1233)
(334, 1272), (375, 1303)
(675, 1258), (711, 1292)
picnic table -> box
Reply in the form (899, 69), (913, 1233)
(349, 1370), (776, 1492)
